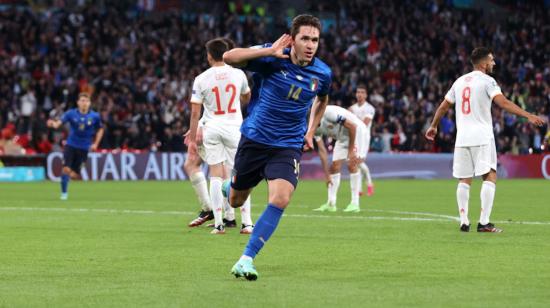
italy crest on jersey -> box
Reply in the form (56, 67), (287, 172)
(310, 78), (319, 92)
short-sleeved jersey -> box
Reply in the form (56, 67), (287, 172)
(190, 64), (250, 126)
(349, 101), (375, 134)
(445, 70), (502, 147)
(316, 105), (365, 141)
(240, 43), (332, 149)
(61, 108), (102, 150)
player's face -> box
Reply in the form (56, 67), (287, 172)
(484, 54), (496, 74)
(77, 97), (91, 113)
(356, 88), (367, 102)
(292, 26), (320, 64)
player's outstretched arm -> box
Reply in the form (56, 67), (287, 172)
(90, 127), (104, 151)
(425, 99), (452, 141)
(493, 94), (546, 127)
(223, 34), (292, 68)
(304, 95), (329, 150)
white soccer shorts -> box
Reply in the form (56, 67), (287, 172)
(332, 126), (369, 161)
(202, 124), (240, 166)
(453, 138), (497, 178)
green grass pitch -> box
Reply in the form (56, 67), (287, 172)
(1, 179), (549, 307)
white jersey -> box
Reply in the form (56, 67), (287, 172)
(316, 105), (366, 141)
(349, 101), (375, 135)
(190, 64), (250, 127)
(445, 70), (502, 147)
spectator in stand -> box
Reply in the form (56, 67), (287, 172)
(0, 1), (547, 154)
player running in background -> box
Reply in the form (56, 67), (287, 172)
(426, 47), (545, 233)
(187, 38), (253, 235)
(47, 92), (104, 200)
(313, 105), (365, 212)
(222, 14), (332, 280)
(348, 84), (376, 196)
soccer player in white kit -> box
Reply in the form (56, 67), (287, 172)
(348, 84), (376, 196)
(187, 38), (254, 234)
(313, 105), (366, 212)
(426, 47), (545, 233)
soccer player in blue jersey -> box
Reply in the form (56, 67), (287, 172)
(47, 93), (104, 200)
(222, 14), (332, 280)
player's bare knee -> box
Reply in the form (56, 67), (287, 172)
(229, 194), (245, 208)
(269, 194), (290, 208)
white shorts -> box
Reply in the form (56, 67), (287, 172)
(453, 139), (497, 178)
(202, 124), (240, 166)
(333, 126), (369, 161)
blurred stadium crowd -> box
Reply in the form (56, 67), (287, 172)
(0, 0), (548, 155)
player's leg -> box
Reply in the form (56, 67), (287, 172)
(221, 145), (236, 227)
(453, 146), (475, 231)
(476, 140), (501, 233)
(208, 163), (226, 234)
(314, 159), (342, 212)
(231, 147), (299, 280)
(60, 146), (74, 200)
(185, 151), (214, 227)
(344, 133), (364, 212)
(60, 146), (85, 200)
(344, 155), (361, 212)
(202, 127), (229, 234)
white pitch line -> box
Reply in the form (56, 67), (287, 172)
(1, 206), (550, 226)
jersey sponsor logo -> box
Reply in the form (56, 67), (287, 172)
(310, 78), (319, 91)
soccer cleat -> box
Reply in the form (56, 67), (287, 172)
(240, 224), (254, 234)
(207, 218), (237, 228)
(60, 193), (68, 201)
(188, 210), (214, 227)
(313, 203), (337, 212)
(477, 222), (503, 233)
(231, 258), (258, 281)
(210, 225), (226, 234)
(343, 203), (360, 213)
(223, 218), (237, 228)
(367, 184), (375, 196)
(460, 224), (470, 232)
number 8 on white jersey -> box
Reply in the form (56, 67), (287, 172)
(445, 71), (502, 147)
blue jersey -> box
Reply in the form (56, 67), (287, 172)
(61, 108), (102, 150)
(240, 44), (332, 149)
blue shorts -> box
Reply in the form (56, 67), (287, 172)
(231, 136), (302, 190)
(63, 145), (88, 174)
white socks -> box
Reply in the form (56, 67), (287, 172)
(327, 173), (341, 206)
(209, 177), (224, 227)
(224, 199), (235, 221)
(359, 162), (372, 185)
(456, 183), (470, 225)
(350, 172), (361, 205)
(240, 196), (253, 226)
(480, 181), (496, 225)
(190, 172), (211, 211)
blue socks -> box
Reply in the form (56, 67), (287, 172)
(61, 174), (69, 194)
(243, 204), (284, 259)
